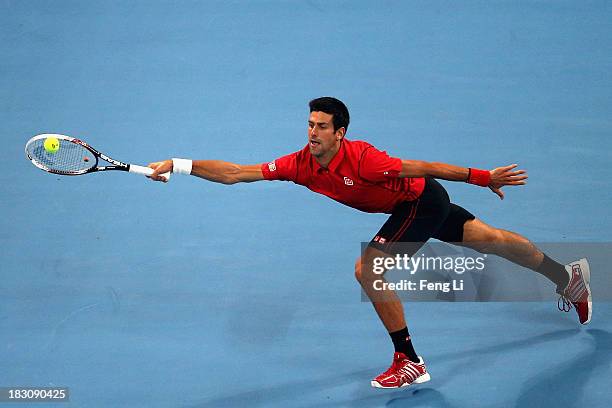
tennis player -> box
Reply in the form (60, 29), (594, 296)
(147, 97), (592, 389)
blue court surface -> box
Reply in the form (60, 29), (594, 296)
(1, 1), (611, 407)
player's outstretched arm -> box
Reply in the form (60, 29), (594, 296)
(147, 159), (264, 184)
(400, 160), (527, 200)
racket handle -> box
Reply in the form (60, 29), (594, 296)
(129, 164), (171, 181)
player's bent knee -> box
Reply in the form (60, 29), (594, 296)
(354, 258), (362, 283)
(355, 257), (379, 284)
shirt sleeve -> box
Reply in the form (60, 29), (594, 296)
(358, 146), (403, 182)
(261, 151), (299, 181)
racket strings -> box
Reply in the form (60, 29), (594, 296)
(26, 139), (95, 174)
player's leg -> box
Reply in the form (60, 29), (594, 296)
(358, 178), (451, 388)
(433, 206), (591, 324)
(460, 217), (591, 323)
(432, 206), (567, 286)
(355, 208), (426, 364)
(460, 217), (579, 290)
(461, 218), (553, 278)
(356, 245), (416, 332)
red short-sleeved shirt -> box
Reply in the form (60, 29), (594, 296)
(261, 139), (425, 214)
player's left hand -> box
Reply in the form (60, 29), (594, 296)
(488, 164), (528, 200)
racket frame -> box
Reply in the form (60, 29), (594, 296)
(25, 134), (163, 178)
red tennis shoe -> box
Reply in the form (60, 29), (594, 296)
(558, 258), (592, 324)
(371, 352), (430, 389)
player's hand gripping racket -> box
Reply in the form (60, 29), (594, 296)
(25, 134), (170, 181)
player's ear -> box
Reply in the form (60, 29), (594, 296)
(336, 127), (346, 140)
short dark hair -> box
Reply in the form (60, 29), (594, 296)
(309, 97), (350, 132)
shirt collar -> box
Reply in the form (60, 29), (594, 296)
(312, 140), (346, 173)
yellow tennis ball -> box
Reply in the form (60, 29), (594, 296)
(44, 137), (60, 154)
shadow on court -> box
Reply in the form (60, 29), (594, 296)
(183, 367), (372, 408)
(184, 329), (583, 408)
(438, 328), (581, 360)
(341, 388), (456, 408)
(185, 374), (454, 408)
(514, 329), (612, 408)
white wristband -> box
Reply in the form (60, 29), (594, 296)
(172, 158), (192, 175)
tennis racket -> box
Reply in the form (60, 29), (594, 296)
(25, 134), (170, 180)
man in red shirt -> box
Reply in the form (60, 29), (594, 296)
(147, 97), (592, 389)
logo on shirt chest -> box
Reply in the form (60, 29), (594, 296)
(343, 176), (354, 186)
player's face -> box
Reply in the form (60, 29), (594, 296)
(308, 111), (344, 159)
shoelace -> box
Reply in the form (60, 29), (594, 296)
(389, 358), (421, 381)
(558, 294), (572, 312)
(381, 359), (400, 377)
